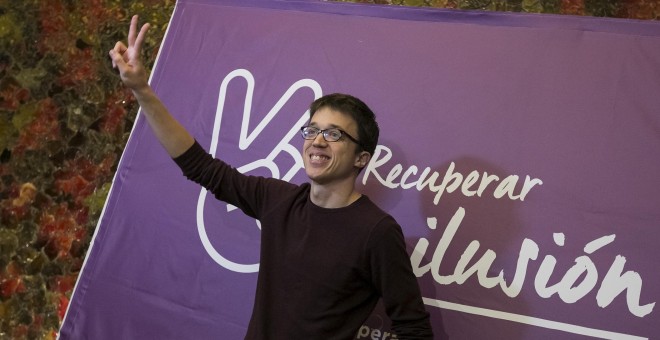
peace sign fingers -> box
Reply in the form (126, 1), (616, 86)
(109, 15), (151, 91)
(128, 15), (151, 56)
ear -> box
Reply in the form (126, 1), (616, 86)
(354, 151), (371, 169)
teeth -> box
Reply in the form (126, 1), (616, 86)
(311, 155), (328, 161)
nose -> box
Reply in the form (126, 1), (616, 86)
(312, 132), (328, 147)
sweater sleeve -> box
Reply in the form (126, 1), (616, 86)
(172, 140), (293, 218)
(367, 216), (434, 339)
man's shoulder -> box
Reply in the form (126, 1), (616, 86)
(356, 195), (394, 220)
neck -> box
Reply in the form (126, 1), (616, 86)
(309, 180), (361, 209)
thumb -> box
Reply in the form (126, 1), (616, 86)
(109, 49), (126, 70)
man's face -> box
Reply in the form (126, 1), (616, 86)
(302, 107), (364, 186)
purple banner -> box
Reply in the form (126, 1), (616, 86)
(60, 0), (660, 339)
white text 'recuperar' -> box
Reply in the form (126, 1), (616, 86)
(361, 145), (543, 205)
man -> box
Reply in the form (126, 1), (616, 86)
(109, 15), (433, 339)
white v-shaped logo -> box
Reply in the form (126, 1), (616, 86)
(197, 69), (322, 273)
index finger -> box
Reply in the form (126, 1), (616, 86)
(127, 15), (143, 47)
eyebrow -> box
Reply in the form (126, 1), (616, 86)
(308, 122), (342, 129)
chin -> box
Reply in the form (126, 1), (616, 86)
(306, 173), (323, 183)
(305, 171), (329, 185)
(304, 169), (319, 181)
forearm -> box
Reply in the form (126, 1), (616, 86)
(132, 85), (194, 158)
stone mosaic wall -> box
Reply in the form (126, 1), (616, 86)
(0, 1), (174, 338)
(0, 0), (656, 338)
(352, 0), (658, 18)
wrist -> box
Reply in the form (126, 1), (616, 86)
(131, 82), (153, 98)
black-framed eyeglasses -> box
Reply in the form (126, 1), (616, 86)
(300, 126), (362, 147)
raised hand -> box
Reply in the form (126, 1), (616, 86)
(107, 14), (194, 157)
(109, 15), (151, 91)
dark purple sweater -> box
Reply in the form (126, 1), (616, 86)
(174, 141), (433, 339)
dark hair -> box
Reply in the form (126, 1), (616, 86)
(309, 93), (379, 157)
